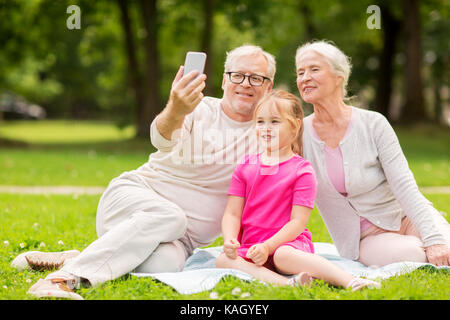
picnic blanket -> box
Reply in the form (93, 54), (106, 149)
(131, 242), (449, 295)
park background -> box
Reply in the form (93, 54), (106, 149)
(0, 0), (449, 300)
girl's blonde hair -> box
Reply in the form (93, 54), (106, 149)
(253, 89), (304, 156)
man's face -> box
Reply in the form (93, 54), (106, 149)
(221, 54), (273, 122)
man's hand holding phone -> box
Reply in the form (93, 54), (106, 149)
(156, 52), (207, 141)
(167, 52), (207, 118)
(167, 66), (206, 118)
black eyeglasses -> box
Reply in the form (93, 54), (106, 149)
(225, 72), (271, 87)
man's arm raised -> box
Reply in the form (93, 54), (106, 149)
(156, 66), (207, 140)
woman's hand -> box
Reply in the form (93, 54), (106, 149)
(223, 239), (240, 259)
(246, 243), (270, 266)
(425, 244), (450, 266)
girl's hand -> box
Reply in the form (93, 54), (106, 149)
(223, 239), (240, 259)
(246, 243), (270, 266)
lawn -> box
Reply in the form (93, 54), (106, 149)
(0, 121), (449, 187)
(0, 120), (151, 186)
(0, 120), (449, 300)
(0, 120), (136, 144)
(0, 193), (449, 300)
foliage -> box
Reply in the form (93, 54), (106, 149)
(0, 0), (449, 128)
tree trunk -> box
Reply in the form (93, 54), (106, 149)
(401, 0), (426, 123)
(431, 50), (445, 124)
(139, 0), (161, 138)
(374, 5), (400, 121)
(432, 57), (444, 124)
(297, 0), (317, 114)
(433, 81), (442, 124)
(201, 0), (215, 96)
(117, 0), (145, 134)
(298, 1), (316, 41)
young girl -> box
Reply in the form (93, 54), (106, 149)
(216, 90), (381, 290)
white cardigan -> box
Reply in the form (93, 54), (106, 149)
(136, 96), (256, 248)
(302, 106), (446, 260)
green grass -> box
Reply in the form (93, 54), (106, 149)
(0, 121), (152, 186)
(395, 124), (450, 187)
(0, 148), (148, 186)
(1, 193), (449, 300)
(0, 120), (135, 144)
(0, 120), (449, 300)
(0, 120), (449, 187)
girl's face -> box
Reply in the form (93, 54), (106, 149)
(255, 102), (298, 153)
(296, 51), (342, 104)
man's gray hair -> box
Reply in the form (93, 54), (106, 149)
(295, 40), (352, 99)
(224, 45), (276, 80)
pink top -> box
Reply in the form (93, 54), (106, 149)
(324, 146), (347, 195)
(311, 114), (374, 234)
(228, 154), (317, 258)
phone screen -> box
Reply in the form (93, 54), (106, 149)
(183, 52), (207, 78)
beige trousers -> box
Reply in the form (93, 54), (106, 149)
(60, 173), (190, 286)
(358, 212), (450, 267)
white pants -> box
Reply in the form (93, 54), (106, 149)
(61, 173), (190, 286)
(359, 212), (450, 267)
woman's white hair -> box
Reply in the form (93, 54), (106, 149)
(224, 44), (276, 80)
(295, 40), (352, 99)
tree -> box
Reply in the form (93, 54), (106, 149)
(200, 0), (216, 96)
(401, 0), (426, 122)
(374, 3), (401, 120)
(117, 0), (161, 138)
(298, 0), (317, 41)
(421, 0), (450, 125)
(117, 0), (146, 131)
(139, 0), (161, 137)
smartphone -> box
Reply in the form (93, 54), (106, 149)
(183, 51), (207, 79)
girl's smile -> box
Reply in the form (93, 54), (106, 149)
(255, 103), (297, 156)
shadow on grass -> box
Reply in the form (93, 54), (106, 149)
(0, 136), (155, 155)
(0, 137), (29, 148)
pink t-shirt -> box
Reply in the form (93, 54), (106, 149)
(228, 154), (317, 258)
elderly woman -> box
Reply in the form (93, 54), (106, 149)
(295, 40), (450, 267)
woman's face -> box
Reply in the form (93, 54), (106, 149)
(296, 51), (342, 104)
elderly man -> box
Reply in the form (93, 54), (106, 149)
(16, 45), (275, 299)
